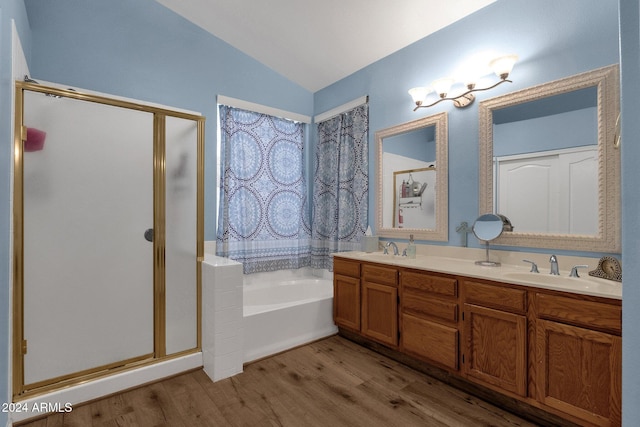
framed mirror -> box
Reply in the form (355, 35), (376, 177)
(479, 64), (620, 252)
(375, 112), (448, 240)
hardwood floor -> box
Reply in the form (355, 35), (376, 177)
(18, 335), (539, 427)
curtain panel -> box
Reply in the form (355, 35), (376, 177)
(311, 103), (369, 269)
(216, 106), (310, 274)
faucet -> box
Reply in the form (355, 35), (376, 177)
(383, 241), (399, 256)
(549, 255), (559, 275)
(569, 265), (589, 278)
(455, 221), (473, 247)
(522, 259), (539, 273)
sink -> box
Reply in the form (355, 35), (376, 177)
(359, 252), (403, 261)
(502, 271), (619, 294)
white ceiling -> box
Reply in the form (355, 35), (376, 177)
(155, 0), (497, 92)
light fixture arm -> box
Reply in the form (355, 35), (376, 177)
(413, 78), (512, 111)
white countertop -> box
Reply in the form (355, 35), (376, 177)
(333, 251), (622, 300)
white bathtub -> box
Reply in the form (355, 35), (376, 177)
(243, 269), (338, 363)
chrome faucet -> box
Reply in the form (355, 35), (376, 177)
(570, 265), (589, 278)
(383, 241), (399, 256)
(456, 221), (473, 247)
(549, 255), (559, 275)
(523, 259), (539, 273)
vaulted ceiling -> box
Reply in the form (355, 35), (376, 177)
(154, 0), (497, 92)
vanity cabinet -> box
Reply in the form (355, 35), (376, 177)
(534, 292), (622, 426)
(361, 263), (398, 347)
(462, 280), (528, 397)
(332, 255), (622, 426)
(400, 270), (459, 371)
(333, 258), (361, 332)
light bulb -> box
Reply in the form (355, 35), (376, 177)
(489, 54), (519, 80)
(432, 77), (455, 98)
(408, 87), (432, 105)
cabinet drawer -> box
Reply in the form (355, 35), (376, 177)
(536, 293), (621, 334)
(362, 263), (397, 286)
(402, 291), (458, 324)
(401, 313), (458, 370)
(333, 258), (360, 278)
(464, 280), (526, 314)
(401, 270), (457, 297)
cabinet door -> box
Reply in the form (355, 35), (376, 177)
(536, 319), (621, 426)
(333, 274), (360, 331)
(361, 281), (398, 347)
(463, 304), (527, 396)
(401, 313), (458, 370)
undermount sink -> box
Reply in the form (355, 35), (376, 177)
(501, 271), (618, 292)
(359, 252), (403, 260)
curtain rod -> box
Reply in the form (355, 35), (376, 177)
(314, 95), (369, 124)
(217, 95), (312, 124)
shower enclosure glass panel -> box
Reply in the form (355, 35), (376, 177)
(22, 91), (154, 385)
(165, 116), (199, 355)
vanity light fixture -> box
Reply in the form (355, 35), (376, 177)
(408, 54), (518, 110)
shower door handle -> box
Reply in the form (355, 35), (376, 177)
(144, 228), (154, 242)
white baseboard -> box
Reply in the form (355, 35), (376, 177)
(9, 353), (202, 424)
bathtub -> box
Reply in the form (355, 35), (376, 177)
(243, 269), (338, 363)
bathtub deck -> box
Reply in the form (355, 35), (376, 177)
(19, 335), (542, 427)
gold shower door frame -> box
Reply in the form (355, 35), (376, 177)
(12, 81), (205, 399)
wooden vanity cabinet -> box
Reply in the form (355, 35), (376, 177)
(534, 292), (622, 426)
(400, 270), (459, 371)
(462, 279), (528, 397)
(361, 263), (398, 347)
(333, 258), (361, 332)
(332, 256), (622, 426)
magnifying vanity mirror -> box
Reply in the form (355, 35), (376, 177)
(478, 64), (620, 252)
(375, 112), (448, 240)
(473, 214), (511, 266)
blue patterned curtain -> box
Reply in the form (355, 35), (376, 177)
(216, 106), (310, 274)
(311, 104), (369, 269)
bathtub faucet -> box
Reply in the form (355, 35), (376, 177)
(383, 241), (399, 256)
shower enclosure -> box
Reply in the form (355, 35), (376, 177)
(12, 81), (204, 398)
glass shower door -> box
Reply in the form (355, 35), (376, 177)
(21, 90), (155, 387)
(165, 116), (199, 355)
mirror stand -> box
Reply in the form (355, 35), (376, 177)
(476, 241), (500, 267)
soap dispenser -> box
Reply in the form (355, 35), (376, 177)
(406, 234), (416, 259)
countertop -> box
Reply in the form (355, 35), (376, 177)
(333, 251), (622, 300)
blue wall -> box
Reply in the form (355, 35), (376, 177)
(383, 126), (435, 162)
(3, 0), (638, 425)
(619, 0), (640, 424)
(314, 0), (619, 253)
(493, 107), (597, 156)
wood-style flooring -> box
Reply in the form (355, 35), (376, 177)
(18, 335), (539, 427)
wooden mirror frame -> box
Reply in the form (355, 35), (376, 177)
(478, 64), (620, 252)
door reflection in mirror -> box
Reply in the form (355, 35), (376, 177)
(492, 87), (598, 235)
